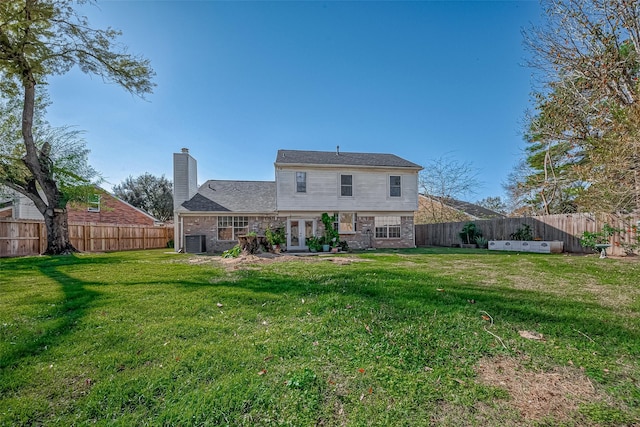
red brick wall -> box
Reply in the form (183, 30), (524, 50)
(68, 192), (155, 226)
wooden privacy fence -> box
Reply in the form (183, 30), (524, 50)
(0, 219), (174, 258)
(415, 213), (640, 255)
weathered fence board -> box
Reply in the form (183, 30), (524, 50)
(0, 220), (174, 258)
(415, 213), (640, 255)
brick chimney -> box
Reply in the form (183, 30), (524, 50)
(173, 148), (198, 212)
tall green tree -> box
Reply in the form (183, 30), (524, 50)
(519, 0), (640, 214)
(0, 0), (154, 254)
(514, 85), (589, 214)
(1, 95), (101, 212)
(113, 173), (173, 222)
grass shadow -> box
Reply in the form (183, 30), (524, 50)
(189, 260), (639, 358)
(0, 255), (109, 391)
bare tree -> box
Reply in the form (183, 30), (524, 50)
(475, 196), (508, 215)
(418, 155), (481, 223)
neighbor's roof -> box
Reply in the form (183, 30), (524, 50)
(275, 149), (422, 169)
(420, 194), (506, 220)
(180, 180), (276, 213)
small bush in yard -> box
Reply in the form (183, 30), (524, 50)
(222, 244), (241, 258)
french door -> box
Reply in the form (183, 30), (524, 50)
(288, 219), (315, 251)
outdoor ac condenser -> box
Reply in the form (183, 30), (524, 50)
(185, 235), (206, 253)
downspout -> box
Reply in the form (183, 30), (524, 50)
(179, 214), (184, 253)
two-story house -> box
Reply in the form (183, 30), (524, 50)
(173, 148), (423, 253)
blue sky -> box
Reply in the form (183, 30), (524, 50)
(46, 0), (542, 202)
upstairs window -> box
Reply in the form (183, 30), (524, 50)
(340, 174), (353, 197)
(389, 175), (401, 197)
(296, 172), (307, 193)
(87, 194), (101, 212)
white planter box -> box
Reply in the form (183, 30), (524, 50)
(488, 241), (503, 250)
(489, 240), (564, 254)
(526, 241), (542, 253)
(503, 241), (522, 251)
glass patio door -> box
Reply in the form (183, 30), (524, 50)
(288, 219), (315, 251)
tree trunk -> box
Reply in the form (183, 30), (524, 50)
(42, 207), (77, 255)
(21, 64), (77, 255)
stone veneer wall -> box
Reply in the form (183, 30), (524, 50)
(181, 214), (415, 253)
(181, 215), (286, 253)
(343, 216), (415, 250)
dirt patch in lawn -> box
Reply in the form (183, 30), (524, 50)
(476, 356), (605, 423)
(186, 253), (367, 271)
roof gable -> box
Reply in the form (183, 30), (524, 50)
(181, 193), (230, 212)
(275, 149), (422, 169)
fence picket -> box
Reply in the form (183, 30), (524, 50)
(0, 220), (173, 257)
(415, 213), (640, 255)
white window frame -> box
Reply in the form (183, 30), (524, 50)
(296, 172), (307, 193)
(338, 212), (356, 234)
(389, 175), (402, 198)
(375, 216), (401, 239)
(340, 174), (353, 197)
(217, 216), (249, 240)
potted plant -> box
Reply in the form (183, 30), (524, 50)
(475, 236), (488, 249)
(459, 222), (482, 248)
(320, 236), (330, 252)
(321, 213), (340, 252)
(306, 236), (322, 253)
(265, 226), (286, 252)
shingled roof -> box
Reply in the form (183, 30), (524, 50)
(180, 180), (276, 213)
(420, 195), (506, 220)
(275, 149), (422, 169)
(440, 197), (506, 219)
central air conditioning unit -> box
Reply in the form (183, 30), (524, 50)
(185, 235), (206, 253)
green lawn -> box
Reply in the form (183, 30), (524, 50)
(1, 249), (638, 426)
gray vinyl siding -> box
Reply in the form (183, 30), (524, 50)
(173, 151), (198, 210)
(15, 195), (44, 220)
(276, 168), (419, 212)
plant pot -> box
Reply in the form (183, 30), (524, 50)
(310, 247), (317, 253)
(331, 247), (339, 253)
(460, 243), (477, 249)
(322, 244), (330, 252)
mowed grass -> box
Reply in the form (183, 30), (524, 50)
(0, 248), (638, 426)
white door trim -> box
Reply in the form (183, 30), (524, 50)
(287, 218), (316, 250)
